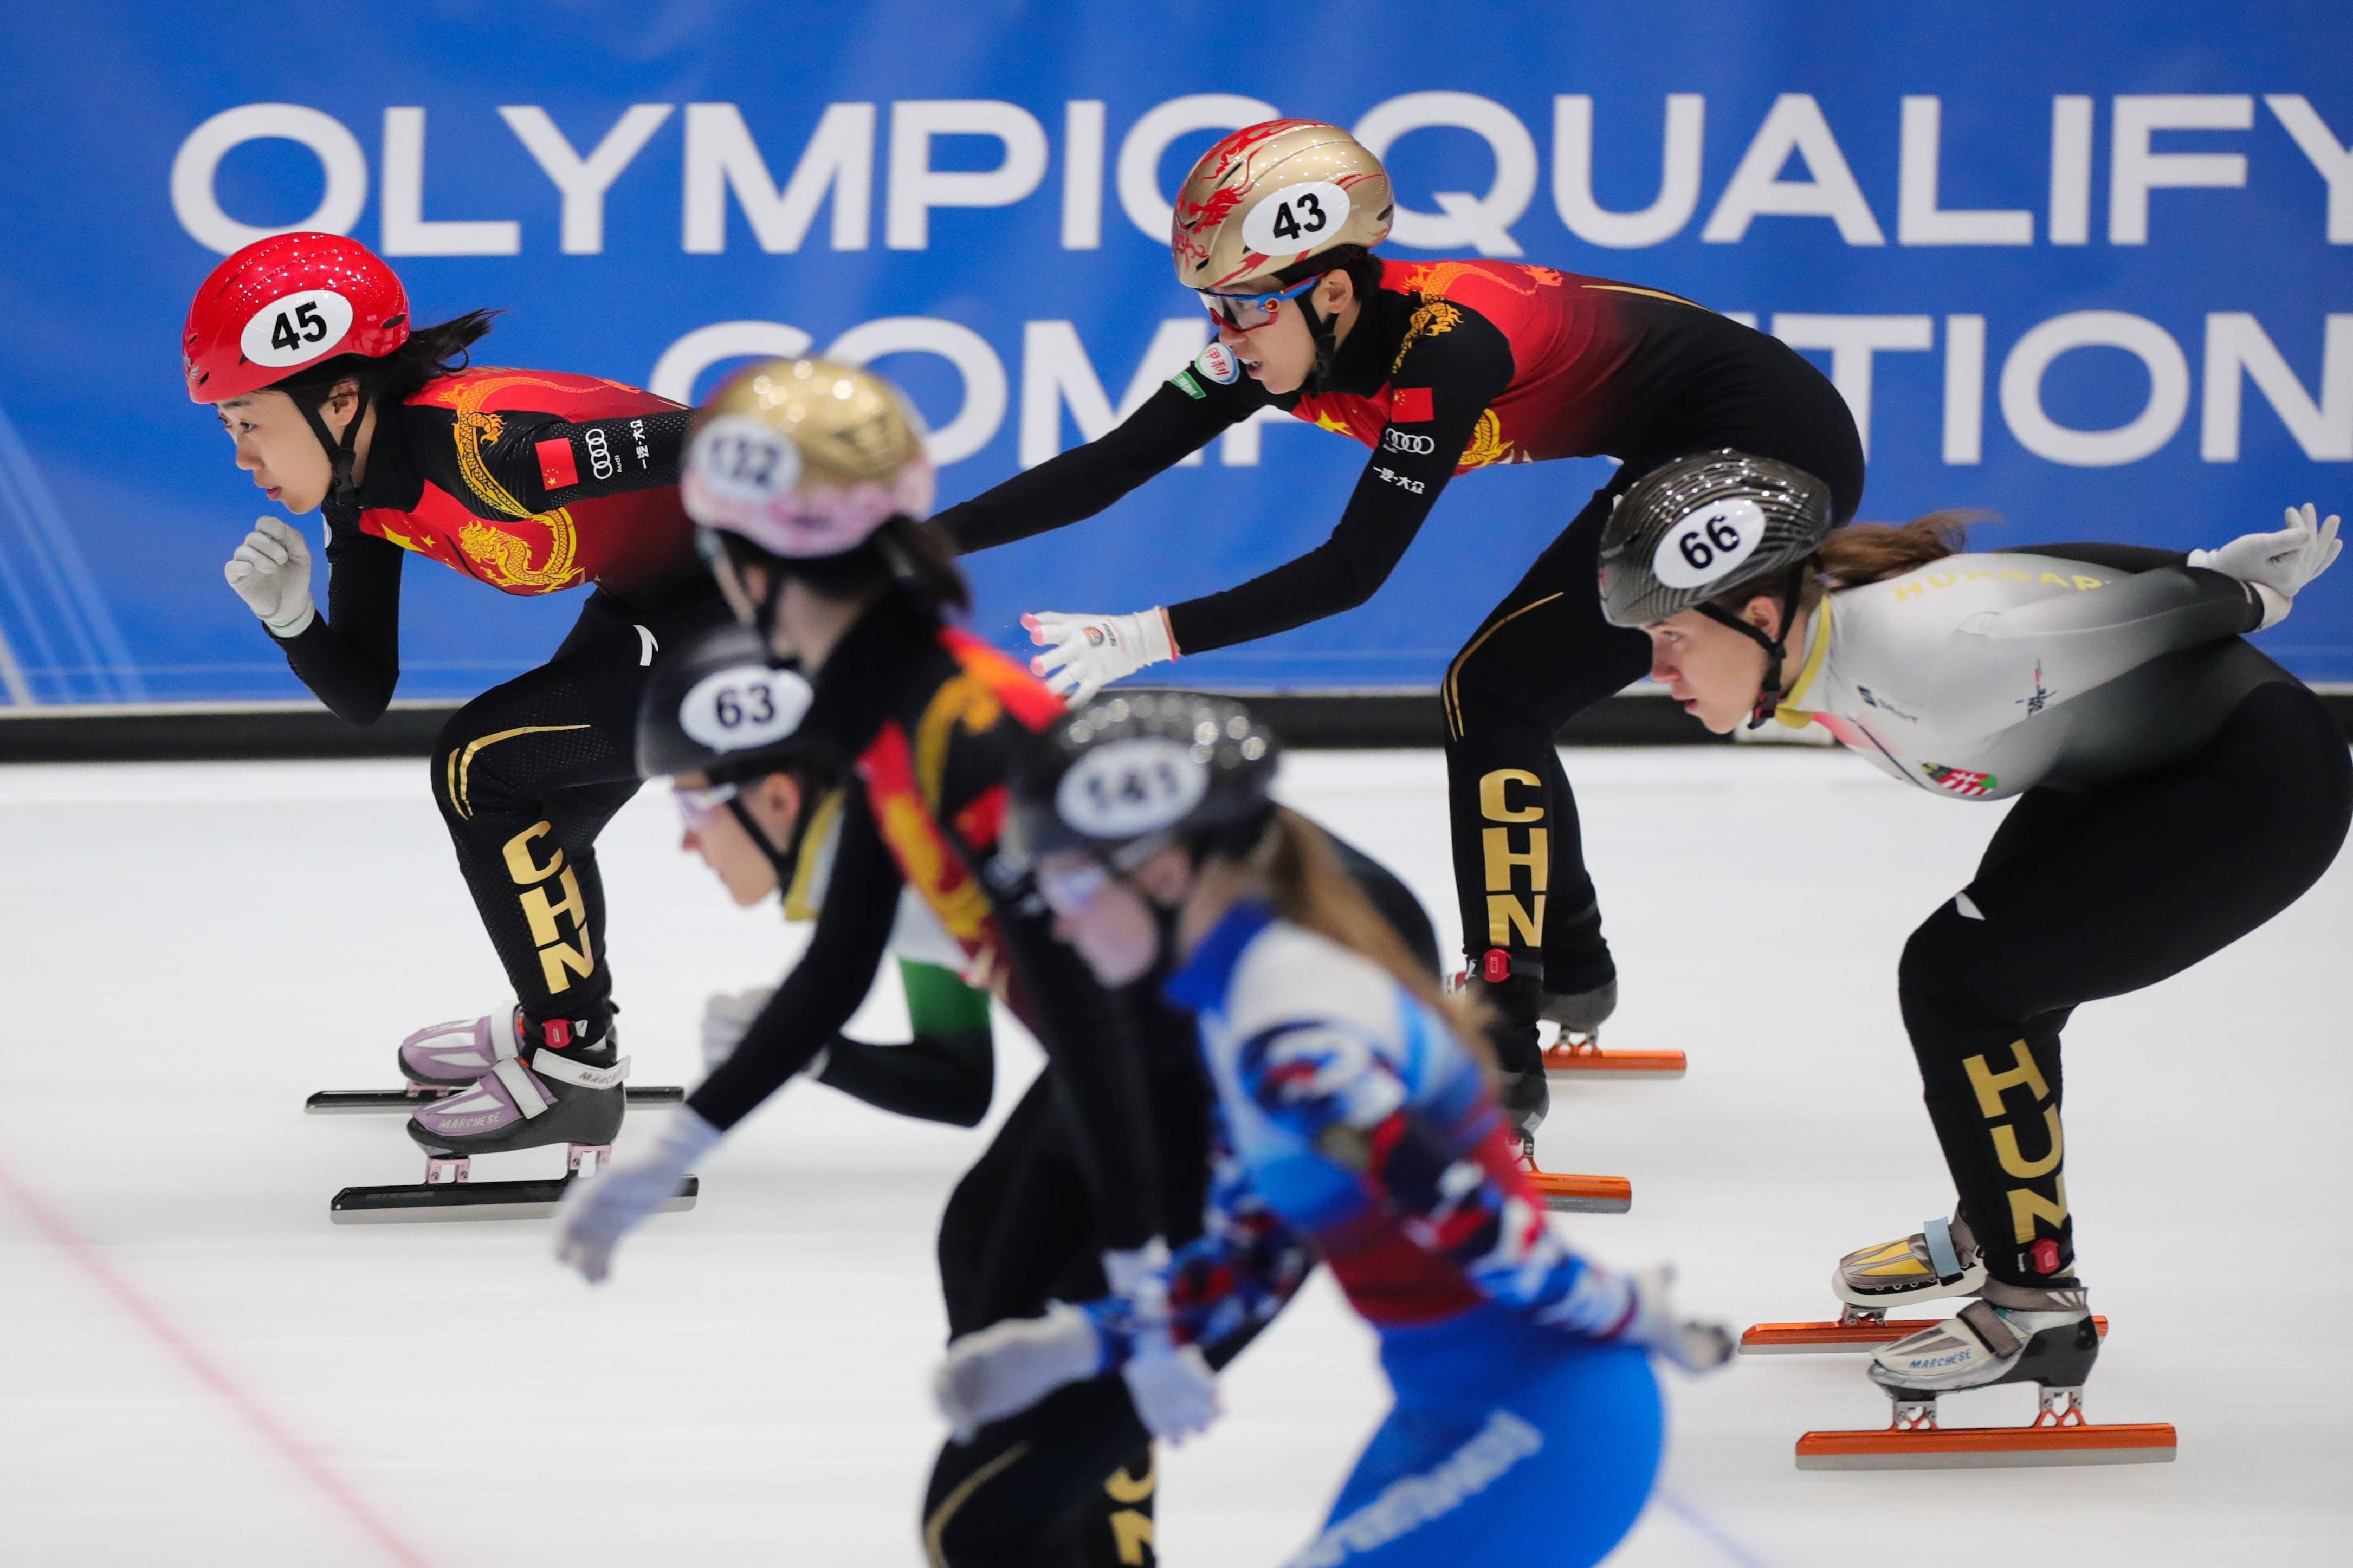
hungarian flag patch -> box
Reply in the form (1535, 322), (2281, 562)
(1922, 763), (1996, 798)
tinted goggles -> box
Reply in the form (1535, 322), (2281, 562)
(1199, 275), (1318, 332)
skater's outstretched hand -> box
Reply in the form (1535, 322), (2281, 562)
(933, 1303), (1104, 1442)
(700, 986), (775, 1072)
(2189, 502), (2342, 627)
(554, 1109), (723, 1284)
(1023, 608), (1174, 704)
(1622, 1266), (1735, 1373)
(223, 516), (316, 636)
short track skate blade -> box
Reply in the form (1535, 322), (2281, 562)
(1794, 1420), (2174, 1470)
(327, 1177), (698, 1224)
(1529, 1171), (1633, 1214)
(305, 1085), (687, 1115)
(1541, 1045), (1687, 1080)
(1740, 1314), (2110, 1355)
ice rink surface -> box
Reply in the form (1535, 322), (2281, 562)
(3, 744), (2348, 1566)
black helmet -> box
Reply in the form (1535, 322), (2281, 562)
(634, 621), (817, 781)
(1010, 692), (1280, 872)
(1596, 451), (1835, 629)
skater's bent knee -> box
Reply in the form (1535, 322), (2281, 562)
(1895, 918), (2029, 1052)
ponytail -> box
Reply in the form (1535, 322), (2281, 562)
(274, 308), (502, 412)
(1706, 509), (1987, 618)
(1815, 511), (1980, 587)
(1248, 807), (1497, 1074)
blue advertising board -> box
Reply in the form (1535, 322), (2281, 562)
(1, 1), (2347, 705)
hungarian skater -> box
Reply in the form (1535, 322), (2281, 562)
(933, 692), (1730, 1566)
(185, 232), (727, 1198)
(1598, 451), (2348, 1459)
(934, 118), (1864, 1128)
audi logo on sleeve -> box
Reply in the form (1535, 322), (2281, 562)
(1382, 429), (1437, 455)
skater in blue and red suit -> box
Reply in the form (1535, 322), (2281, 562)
(934, 693), (1732, 1567)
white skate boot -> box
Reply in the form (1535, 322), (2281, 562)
(1835, 1213), (1986, 1313)
(1795, 1281), (2174, 1469)
(303, 1003), (685, 1115)
(1743, 1212), (2105, 1354)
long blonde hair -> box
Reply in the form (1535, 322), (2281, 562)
(1228, 807), (1496, 1071)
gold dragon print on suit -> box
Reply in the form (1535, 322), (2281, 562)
(1457, 409), (1520, 468)
(446, 375), (585, 592)
(1388, 262), (1565, 374)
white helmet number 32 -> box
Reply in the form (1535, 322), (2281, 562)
(1652, 498), (1766, 591)
(1056, 737), (1208, 837)
(689, 415), (802, 504)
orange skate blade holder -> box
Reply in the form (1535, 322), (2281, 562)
(1742, 1314), (2109, 1355)
(1541, 1032), (1686, 1080)
(1796, 1389), (2174, 1470)
(1525, 1169), (1632, 1214)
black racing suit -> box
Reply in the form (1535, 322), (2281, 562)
(686, 595), (1442, 1565)
(684, 591), (1167, 1567)
(274, 366), (723, 1048)
(1877, 542), (2352, 1286)
(939, 257), (1865, 1103)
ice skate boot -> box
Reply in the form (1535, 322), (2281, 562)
(329, 1029), (695, 1223)
(305, 1005), (683, 1115)
(1834, 1211), (1985, 1312)
(1794, 1282), (2174, 1469)
(1742, 1213), (2106, 1353)
(1515, 1130), (1631, 1215)
(1537, 980), (1687, 1079)
(395, 1005), (534, 1088)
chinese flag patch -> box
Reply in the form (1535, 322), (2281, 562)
(536, 437), (580, 491)
(1389, 386), (1433, 423)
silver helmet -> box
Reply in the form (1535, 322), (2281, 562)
(1596, 451), (1835, 630)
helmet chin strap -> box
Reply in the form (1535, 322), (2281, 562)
(1694, 565), (1808, 730)
(297, 381), (374, 509)
(1294, 277), (1342, 393)
(725, 796), (792, 876)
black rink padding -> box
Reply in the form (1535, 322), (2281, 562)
(3, 689), (2346, 761)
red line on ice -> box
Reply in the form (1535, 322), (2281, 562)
(0, 1155), (438, 1568)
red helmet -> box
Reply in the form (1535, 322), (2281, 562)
(183, 232), (410, 404)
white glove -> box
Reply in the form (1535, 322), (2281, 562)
(932, 1301), (1106, 1442)
(1023, 609), (1174, 704)
(553, 1107), (722, 1284)
(698, 986), (831, 1081)
(700, 986), (774, 1072)
(2188, 503), (2342, 629)
(223, 516), (317, 637)
(1120, 1340), (1221, 1444)
(1619, 1265), (1734, 1373)
(1100, 1241), (1223, 1443)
